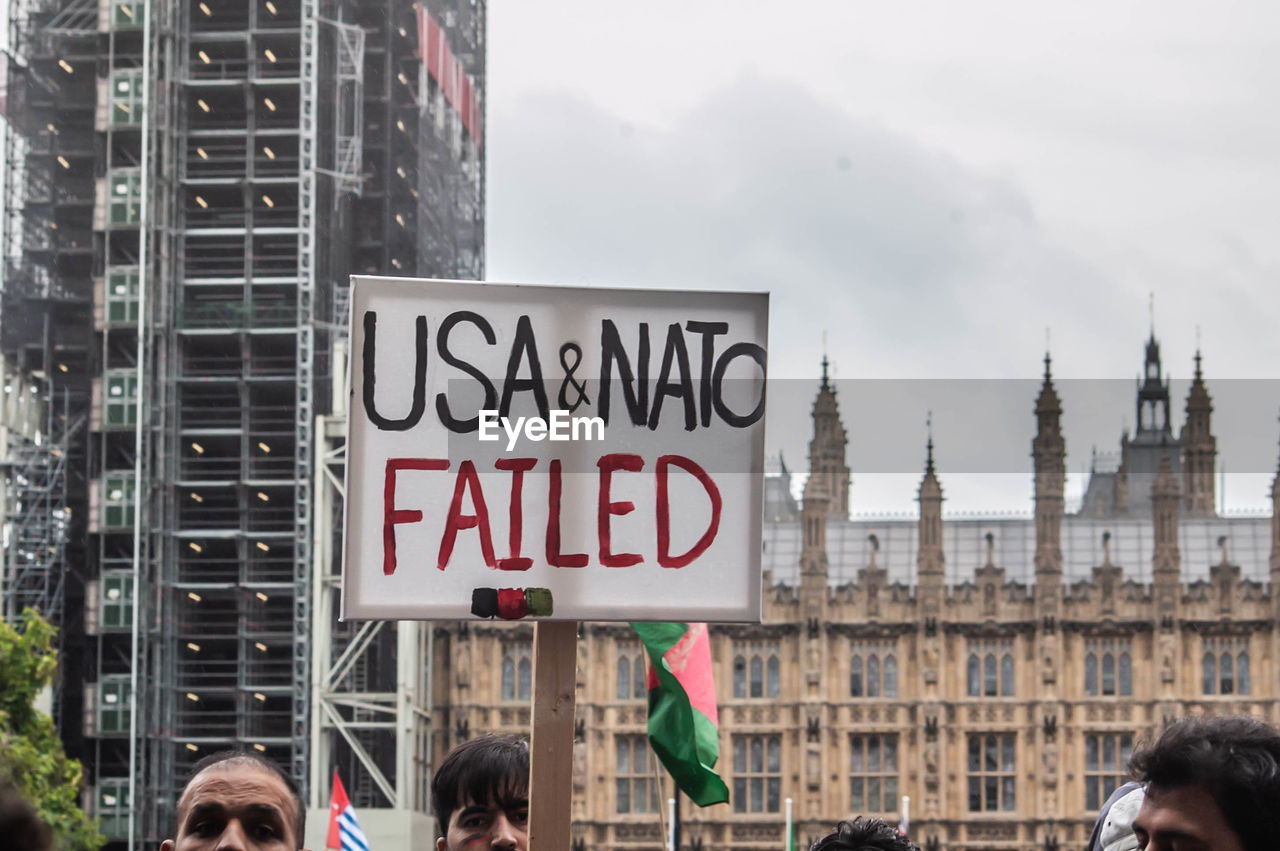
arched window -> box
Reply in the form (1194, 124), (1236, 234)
(984, 654), (998, 697)
(1086, 638), (1133, 698)
(617, 655), (632, 701)
(617, 646), (647, 700)
(503, 642), (532, 702)
(851, 655), (864, 697)
(634, 652), (647, 698)
(967, 655), (980, 697)
(517, 657), (532, 701)
(502, 657), (515, 701)
(1202, 636), (1250, 695)
(884, 655), (898, 698)
(1000, 653), (1014, 696)
(733, 640), (782, 700)
(1102, 735), (1116, 769)
(867, 655), (881, 698)
(750, 738), (764, 811)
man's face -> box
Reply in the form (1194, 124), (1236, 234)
(436, 793), (529, 851)
(161, 763), (299, 851)
(1132, 783), (1245, 851)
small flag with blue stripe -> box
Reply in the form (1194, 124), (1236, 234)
(326, 771), (370, 851)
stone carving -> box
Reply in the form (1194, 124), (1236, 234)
(617, 823), (662, 840)
(1042, 742), (1057, 780)
(1160, 633), (1176, 686)
(968, 823), (1018, 841)
(456, 640), (471, 687)
(732, 824), (781, 841)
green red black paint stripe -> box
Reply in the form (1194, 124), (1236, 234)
(471, 587), (554, 619)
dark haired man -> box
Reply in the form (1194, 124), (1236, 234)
(431, 733), (529, 851)
(810, 817), (919, 851)
(0, 780), (53, 851)
(162, 751), (305, 851)
(1130, 715), (1280, 851)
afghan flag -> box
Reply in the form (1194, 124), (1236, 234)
(630, 622), (729, 806)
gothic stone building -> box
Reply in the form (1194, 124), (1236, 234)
(430, 337), (1280, 851)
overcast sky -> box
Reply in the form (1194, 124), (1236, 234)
(485, 0), (1280, 513)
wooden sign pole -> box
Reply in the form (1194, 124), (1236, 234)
(528, 620), (579, 850)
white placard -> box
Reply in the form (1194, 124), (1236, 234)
(342, 277), (768, 622)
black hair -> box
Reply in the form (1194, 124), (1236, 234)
(0, 781), (52, 851)
(1128, 715), (1280, 851)
(809, 818), (918, 851)
(430, 734), (530, 836)
(184, 750), (305, 847)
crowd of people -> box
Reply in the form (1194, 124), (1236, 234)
(4, 713), (1279, 850)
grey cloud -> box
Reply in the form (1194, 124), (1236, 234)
(489, 74), (1122, 378)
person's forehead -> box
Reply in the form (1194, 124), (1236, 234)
(1137, 784), (1221, 835)
(180, 763), (296, 821)
(450, 791), (528, 817)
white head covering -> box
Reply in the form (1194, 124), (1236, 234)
(1099, 785), (1145, 851)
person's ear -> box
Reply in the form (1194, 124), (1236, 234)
(437, 837), (447, 851)
(161, 841), (175, 851)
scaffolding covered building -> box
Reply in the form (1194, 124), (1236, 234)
(0, 1), (485, 846)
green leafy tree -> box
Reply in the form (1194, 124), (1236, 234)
(0, 608), (105, 851)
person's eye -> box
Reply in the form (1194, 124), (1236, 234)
(192, 820), (222, 837)
(252, 824), (279, 840)
(511, 809), (529, 825)
(461, 815), (488, 829)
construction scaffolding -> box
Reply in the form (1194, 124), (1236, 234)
(306, 5), (485, 844)
(0, 356), (70, 634)
(309, 413), (434, 828)
(0, 1), (485, 847)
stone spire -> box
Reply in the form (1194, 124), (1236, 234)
(1151, 446), (1182, 624)
(1135, 332), (1173, 440)
(800, 451), (831, 586)
(1270, 420), (1280, 608)
(807, 358), (851, 518)
(1032, 352), (1065, 601)
(917, 420), (944, 571)
(917, 420), (945, 609)
(1181, 349), (1216, 515)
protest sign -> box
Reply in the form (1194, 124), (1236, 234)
(342, 277), (768, 622)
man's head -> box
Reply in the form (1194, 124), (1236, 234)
(162, 751), (305, 851)
(1129, 715), (1280, 851)
(0, 780), (52, 851)
(810, 817), (918, 851)
(431, 734), (529, 851)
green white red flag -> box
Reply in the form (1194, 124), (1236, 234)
(630, 622), (729, 806)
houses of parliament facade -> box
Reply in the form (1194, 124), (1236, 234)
(429, 335), (1280, 851)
